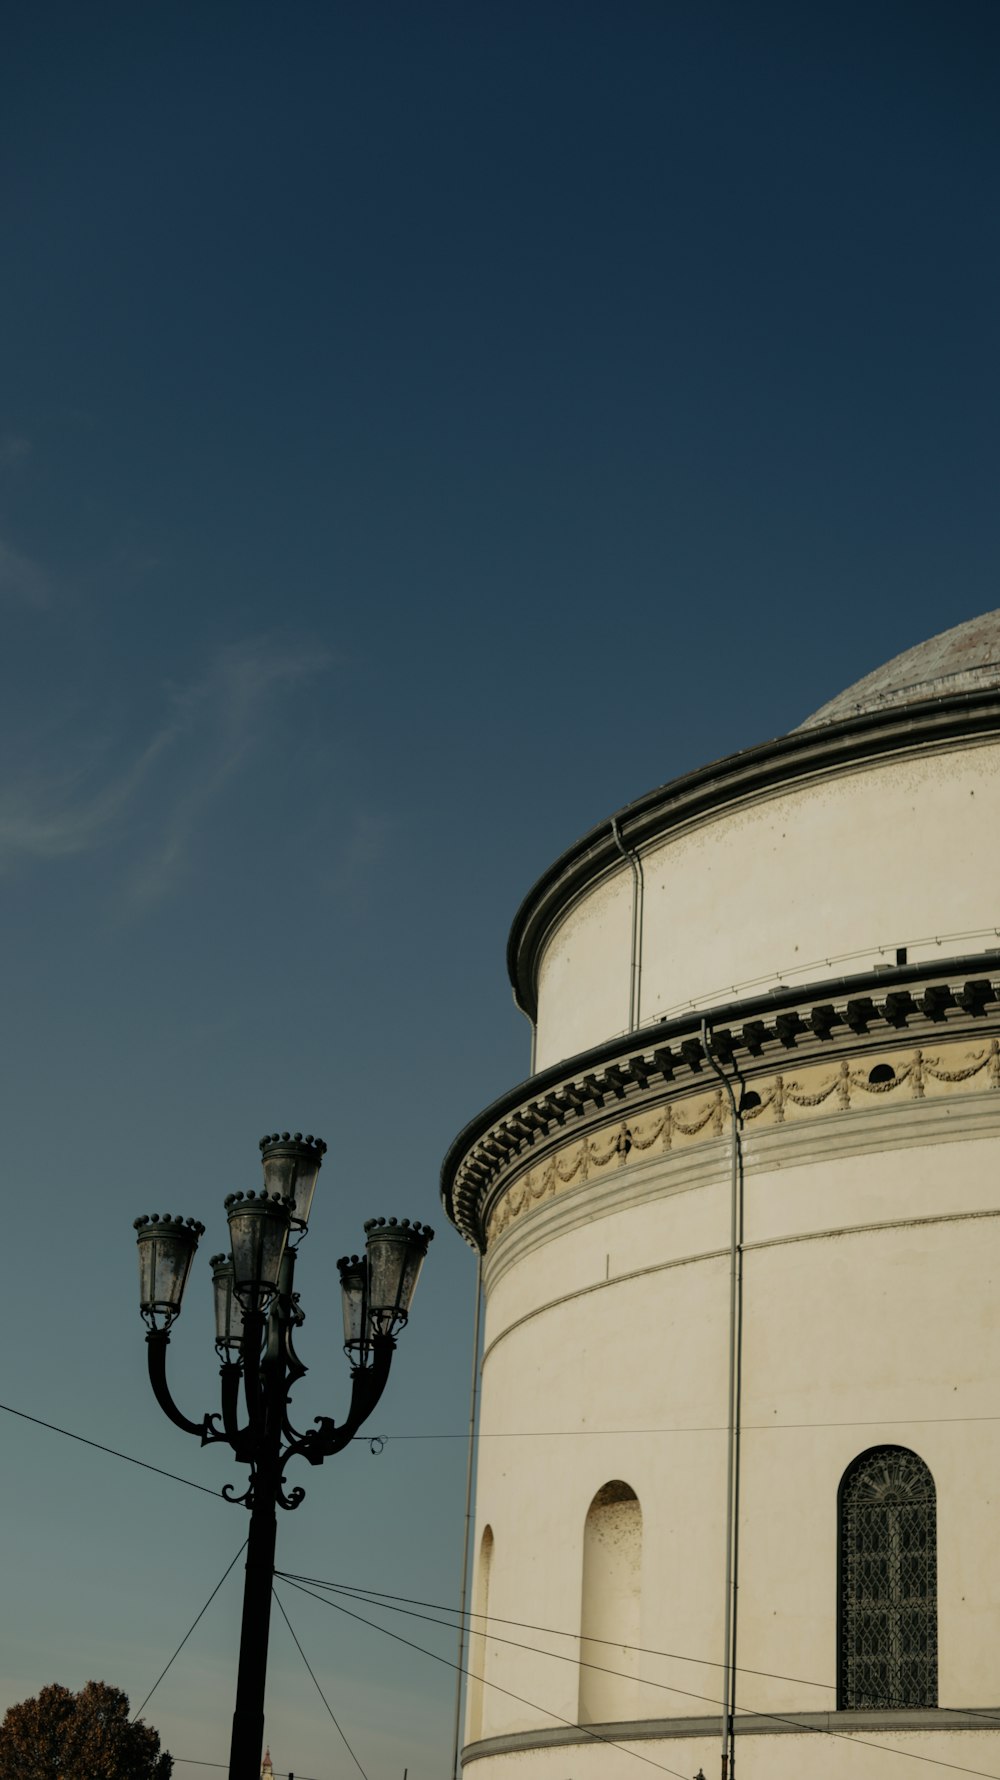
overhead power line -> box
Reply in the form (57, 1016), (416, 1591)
(133, 1542), (248, 1721)
(359, 1410), (1000, 1440)
(0, 1399), (225, 1499)
(173, 1762), (322, 1779)
(279, 1569), (836, 1693)
(316, 1578), (1000, 1743)
(284, 1575), (1000, 1738)
(4, 1396), (995, 1776)
(279, 1575), (1000, 1780)
(2, 1391), (995, 1501)
(272, 1586), (370, 1780)
(280, 1574), (738, 1780)
(288, 1577), (782, 1717)
(280, 1571), (828, 1702)
(4, 1398), (998, 1768)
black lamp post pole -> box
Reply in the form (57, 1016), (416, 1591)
(228, 1277), (285, 1780)
(231, 1471), (278, 1780)
(134, 1135), (433, 1780)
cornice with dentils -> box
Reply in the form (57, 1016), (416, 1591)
(441, 953), (1000, 1250)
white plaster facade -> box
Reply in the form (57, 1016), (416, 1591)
(534, 737), (1000, 1072)
(443, 612), (1000, 1780)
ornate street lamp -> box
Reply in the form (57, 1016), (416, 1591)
(133, 1133), (433, 1780)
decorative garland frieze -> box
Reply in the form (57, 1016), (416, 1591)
(443, 967), (1000, 1250)
(482, 1036), (1000, 1246)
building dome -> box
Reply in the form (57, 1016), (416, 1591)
(800, 606), (1000, 727)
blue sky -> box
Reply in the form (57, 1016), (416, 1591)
(1, 3), (998, 1777)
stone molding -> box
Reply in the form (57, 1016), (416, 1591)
(484, 1091), (1000, 1295)
(485, 1033), (1000, 1249)
(442, 959), (1000, 1253)
(462, 1707), (1000, 1763)
(482, 1199), (1000, 1363)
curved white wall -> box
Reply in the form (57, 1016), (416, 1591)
(533, 739), (1000, 1071)
(467, 1117), (1000, 1759)
(534, 869), (634, 1066)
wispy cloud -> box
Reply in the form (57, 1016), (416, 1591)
(126, 640), (326, 904)
(329, 810), (398, 894)
(0, 639), (329, 894)
(0, 536), (51, 607)
(0, 434), (31, 468)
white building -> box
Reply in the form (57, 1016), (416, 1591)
(442, 611), (1000, 1780)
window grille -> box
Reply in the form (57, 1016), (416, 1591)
(839, 1446), (937, 1710)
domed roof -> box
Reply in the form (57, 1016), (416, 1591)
(799, 608), (1000, 728)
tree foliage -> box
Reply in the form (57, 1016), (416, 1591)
(0, 1681), (172, 1780)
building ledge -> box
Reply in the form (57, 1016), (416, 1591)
(442, 952), (1000, 1249)
(462, 1707), (1000, 1762)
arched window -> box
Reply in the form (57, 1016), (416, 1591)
(579, 1481), (642, 1723)
(839, 1447), (937, 1710)
(467, 1526), (493, 1744)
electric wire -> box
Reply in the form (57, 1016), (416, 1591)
(278, 1571), (1000, 1719)
(279, 1575), (1000, 1780)
(272, 1585), (370, 1780)
(132, 1542), (248, 1720)
(355, 1411), (1000, 1440)
(173, 1762), (320, 1778)
(278, 1568), (836, 1694)
(288, 1575), (1000, 1780)
(6, 1394), (999, 1760)
(279, 1575), (693, 1780)
(288, 1574), (783, 1715)
(305, 1575), (1000, 1739)
(4, 1389), (997, 1482)
(0, 1399), (226, 1499)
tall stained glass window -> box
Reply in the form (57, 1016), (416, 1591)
(839, 1446), (937, 1710)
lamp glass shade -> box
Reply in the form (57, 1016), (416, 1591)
(211, 1254), (246, 1356)
(337, 1255), (367, 1352)
(225, 1193), (292, 1311)
(365, 1220), (433, 1335)
(259, 1134), (326, 1230)
(135, 1216), (204, 1330)
(396, 1232), (430, 1319)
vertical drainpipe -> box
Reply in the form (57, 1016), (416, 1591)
(525, 996), (538, 1075)
(702, 1021), (744, 1780)
(611, 817), (644, 1032)
(451, 1250), (484, 1780)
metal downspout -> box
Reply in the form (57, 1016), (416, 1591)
(611, 817), (644, 1032)
(450, 1250), (484, 1779)
(703, 1020), (744, 1780)
(525, 995), (537, 1075)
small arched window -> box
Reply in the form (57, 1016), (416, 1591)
(579, 1481), (642, 1723)
(838, 1447), (937, 1710)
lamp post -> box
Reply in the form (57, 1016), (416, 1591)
(133, 1133), (433, 1780)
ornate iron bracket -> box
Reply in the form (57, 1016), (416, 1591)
(145, 1279), (396, 1512)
